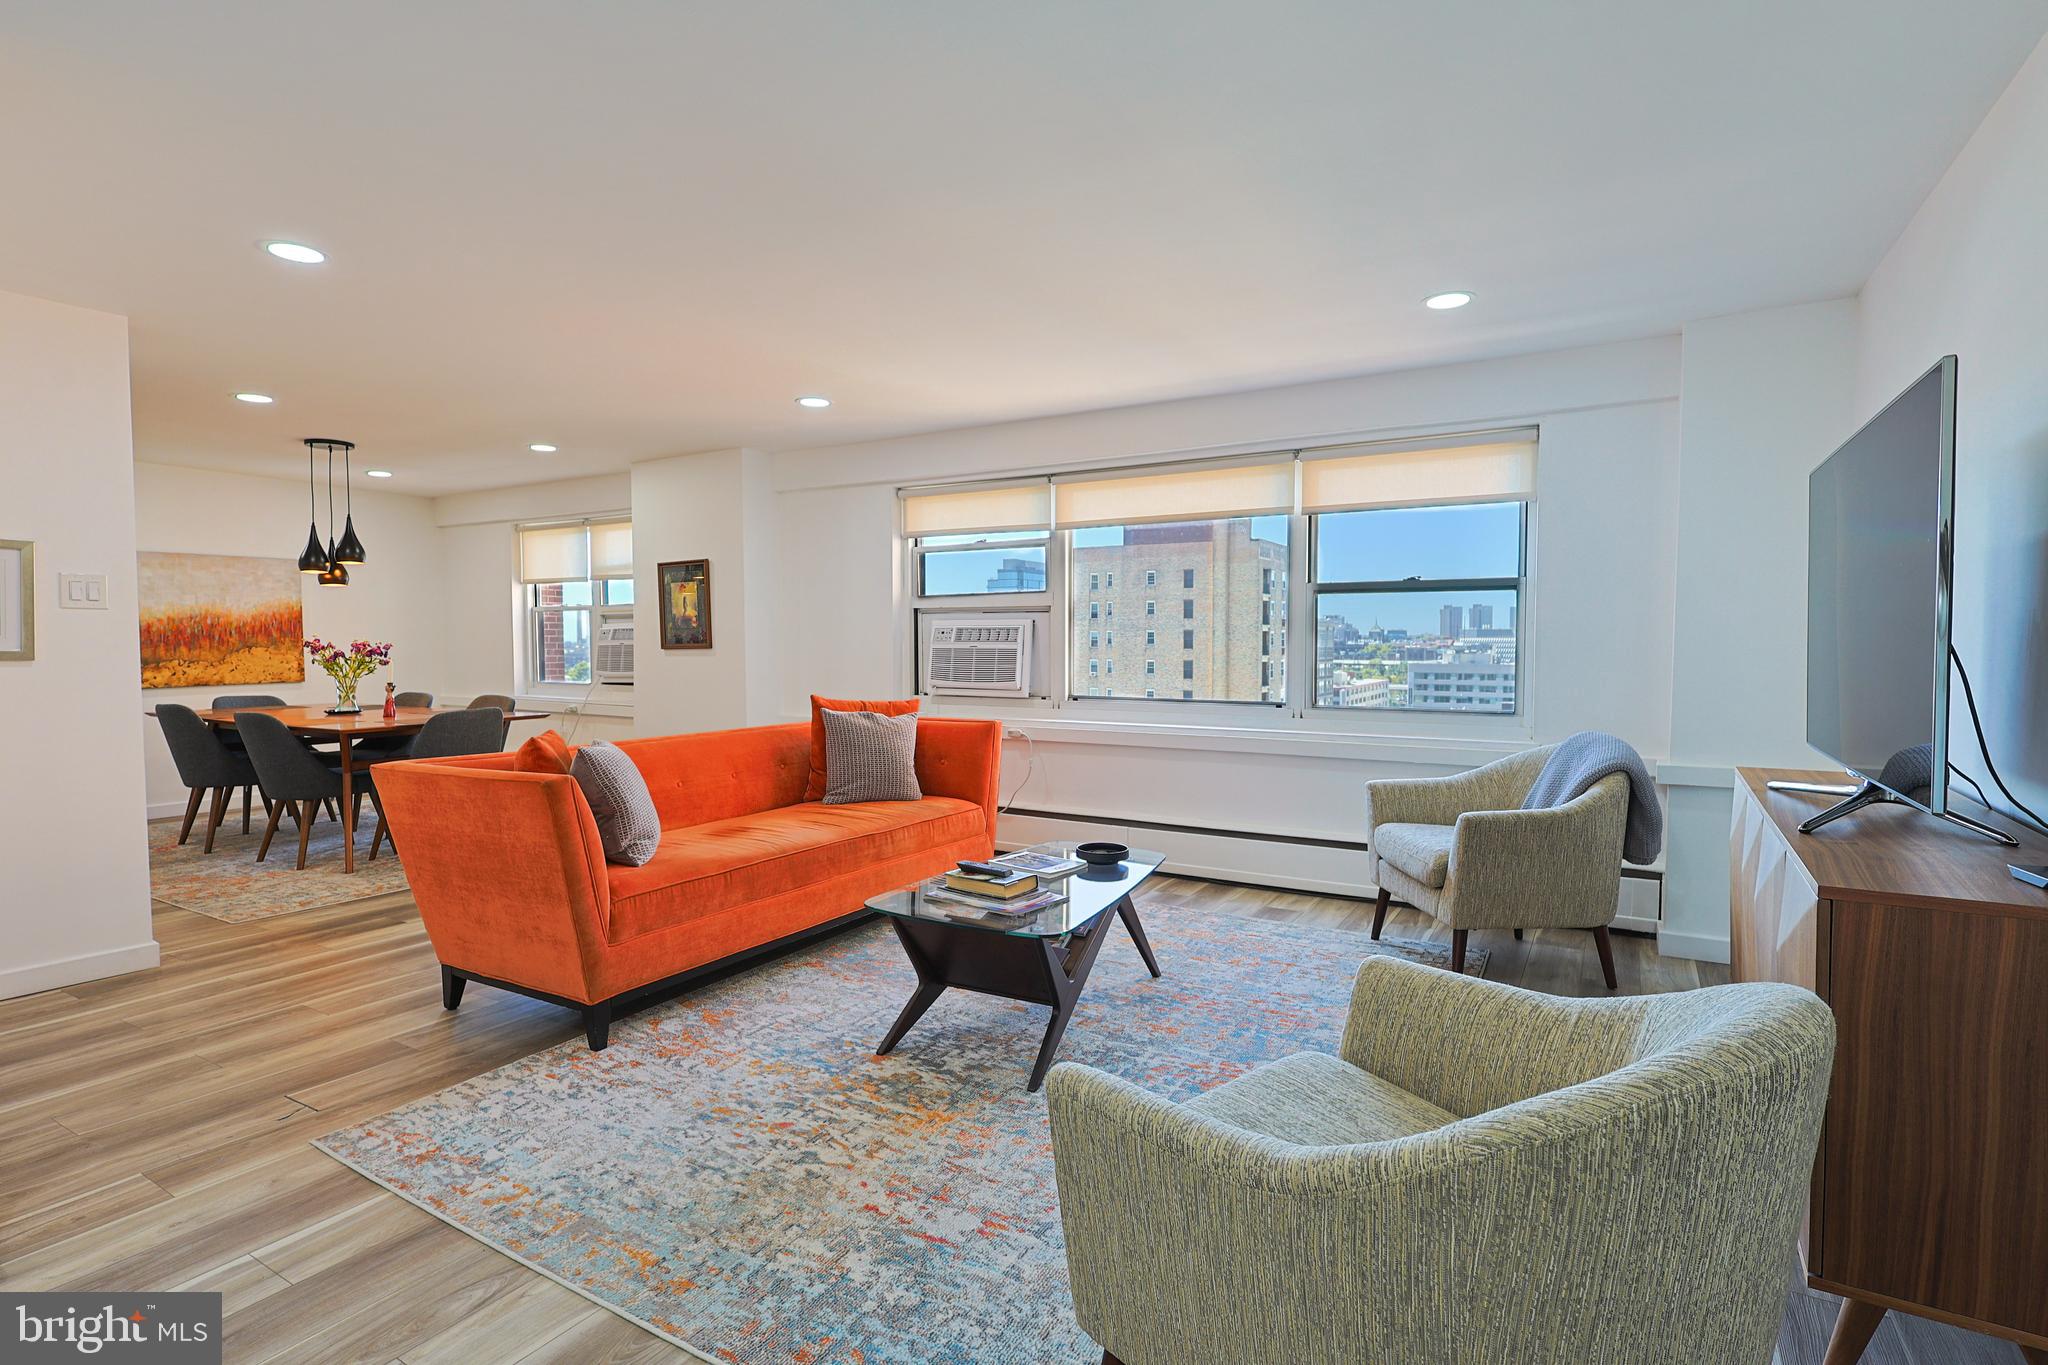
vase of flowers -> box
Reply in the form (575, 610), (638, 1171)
(304, 637), (392, 714)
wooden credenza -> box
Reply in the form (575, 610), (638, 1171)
(1731, 769), (2048, 1363)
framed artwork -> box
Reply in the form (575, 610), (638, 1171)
(657, 559), (712, 649)
(137, 551), (305, 689)
(0, 540), (31, 662)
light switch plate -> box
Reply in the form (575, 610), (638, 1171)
(58, 572), (107, 609)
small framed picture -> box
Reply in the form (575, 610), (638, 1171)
(0, 540), (32, 662)
(657, 559), (712, 649)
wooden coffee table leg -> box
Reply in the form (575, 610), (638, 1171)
(877, 981), (946, 1056)
(1027, 910), (1123, 1092)
(1115, 895), (1161, 978)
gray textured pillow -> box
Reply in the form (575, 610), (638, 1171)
(820, 709), (922, 804)
(570, 740), (662, 865)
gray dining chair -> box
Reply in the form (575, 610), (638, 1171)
(469, 693), (518, 742)
(359, 689), (439, 758)
(237, 711), (349, 869)
(156, 704), (262, 853)
(210, 692), (287, 830)
(362, 708), (506, 859)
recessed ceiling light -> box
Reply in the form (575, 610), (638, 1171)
(1424, 291), (1474, 310)
(528, 443), (558, 453)
(366, 469), (393, 478)
(233, 392), (275, 404)
(263, 241), (326, 265)
(795, 395), (831, 409)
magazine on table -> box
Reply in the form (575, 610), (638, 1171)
(990, 848), (1087, 878)
(921, 879), (1068, 917)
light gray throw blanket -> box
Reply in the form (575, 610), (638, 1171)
(1523, 731), (1663, 864)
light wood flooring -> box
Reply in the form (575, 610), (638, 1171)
(0, 866), (2022, 1363)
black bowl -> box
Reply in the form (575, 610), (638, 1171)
(1075, 841), (1129, 867)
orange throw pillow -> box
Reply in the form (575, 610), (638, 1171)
(806, 695), (919, 800)
(513, 728), (573, 774)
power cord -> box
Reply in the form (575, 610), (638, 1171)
(999, 728), (1037, 813)
(1949, 645), (2048, 836)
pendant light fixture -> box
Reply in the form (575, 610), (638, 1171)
(313, 439), (349, 586)
(297, 440), (328, 574)
(332, 439), (366, 565)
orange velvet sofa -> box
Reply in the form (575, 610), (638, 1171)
(373, 718), (1002, 1047)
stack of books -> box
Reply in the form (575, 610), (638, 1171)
(922, 857), (1071, 917)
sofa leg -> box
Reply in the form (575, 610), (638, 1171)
(583, 1003), (613, 1051)
(1513, 927), (1523, 941)
(1370, 887), (1389, 940)
(1450, 929), (1467, 975)
(1102, 1353), (1125, 1365)
(1593, 925), (1618, 991)
(441, 965), (465, 1011)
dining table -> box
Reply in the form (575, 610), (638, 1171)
(147, 704), (550, 873)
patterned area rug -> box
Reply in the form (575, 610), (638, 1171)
(148, 807), (408, 922)
(315, 906), (1486, 1364)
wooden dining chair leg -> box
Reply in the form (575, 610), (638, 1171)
(369, 814), (388, 861)
(1592, 925), (1618, 991)
(256, 799), (285, 862)
(176, 787), (204, 845)
(201, 787), (230, 854)
(241, 785), (254, 833)
(1369, 886), (1390, 940)
(296, 799), (316, 870)
(1450, 929), (1468, 975)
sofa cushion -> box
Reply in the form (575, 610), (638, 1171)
(513, 728), (573, 775)
(571, 740), (662, 866)
(805, 695), (919, 801)
(1374, 822), (1455, 889)
(1183, 1050), (1458, 1145)
(606, 795), (982, 943)
(821, 709), (922, 804)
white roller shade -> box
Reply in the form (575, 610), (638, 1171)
(1300, 438), (1536, 513)
(1053, 459), (1294, 529)
(902, 481), (1051, 536)
(517, 523), (590, 584)
(589, 519), (634, 579)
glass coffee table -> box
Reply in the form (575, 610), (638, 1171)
(866, 842), (1164, 1092)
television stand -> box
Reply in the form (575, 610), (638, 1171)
(1766, 776), (2019, 846)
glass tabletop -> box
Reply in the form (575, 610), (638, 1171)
(867, 841), (1164, 938)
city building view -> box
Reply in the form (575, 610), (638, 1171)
(1069, 519), (1287, 701)
(1315, 600), (1519, 712)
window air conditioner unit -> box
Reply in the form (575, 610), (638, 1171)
(594, 607), (635, 684)
(926, 615), (1031, 697)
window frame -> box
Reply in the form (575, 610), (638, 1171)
(518, 517), (634, 698)
(1306, 500), (1527, 717)
(899, 429), (1537, 739)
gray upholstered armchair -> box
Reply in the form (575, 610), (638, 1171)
(1365, 744), (1628, 985)
(1047, 958), (1835, 1365)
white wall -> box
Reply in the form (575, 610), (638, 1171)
(1661, 299), (1860, 957)
(430, 471), (636, 747)
(1857, 33), (2048, 824)
(133, 462), (451, 817)
(770, 337), (1685, 899)
(631, 448), (782, 736)
(0, 290), (157, 997)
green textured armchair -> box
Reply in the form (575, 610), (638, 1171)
(1047, 957), (1834, 1365)
(1364, 744), (1629, 985)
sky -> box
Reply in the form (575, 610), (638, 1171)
(919, 502), (1523, 637)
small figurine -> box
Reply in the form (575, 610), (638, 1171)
(382, 681), (398, 720)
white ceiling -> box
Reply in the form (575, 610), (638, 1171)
(2, 2), (2041, 494)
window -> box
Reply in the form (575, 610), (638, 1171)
(1069, 517), (1290, 703)
(1310, 502), (1525, 712)
(518, 518), (633, 688)
(905, 433), (1533, 723)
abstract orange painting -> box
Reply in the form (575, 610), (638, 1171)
(138, 551), (305, 689)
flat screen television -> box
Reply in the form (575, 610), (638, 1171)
(1789, 354), (2022, 842)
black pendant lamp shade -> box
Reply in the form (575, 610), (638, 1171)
(299, 438), (364, 583)
(298, 440), (329, 573)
